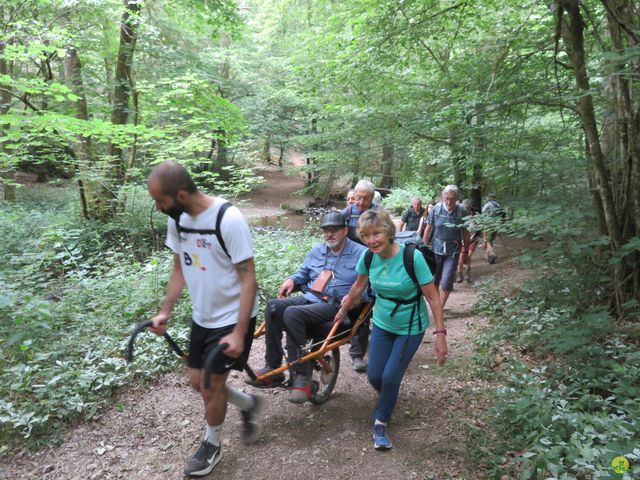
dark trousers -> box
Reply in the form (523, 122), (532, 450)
(348, 322), (369, 359)
(368, 324), (424, 423)
(263, 296), (338, 376)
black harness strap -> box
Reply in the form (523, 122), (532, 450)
(364, 245), (424, 338)
(174, 202), (232, 259)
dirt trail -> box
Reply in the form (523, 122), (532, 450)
(3, 163), (529, 480)
(236, 149), (313, 218)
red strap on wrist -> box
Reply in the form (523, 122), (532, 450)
(433, 329), (447, 335)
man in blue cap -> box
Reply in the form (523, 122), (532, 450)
(247, 212), (367, 403)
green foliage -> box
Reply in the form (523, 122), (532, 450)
(471, 229), (640, 479)
(381, 186), (435, 215)
(253, 226), (319, 302)
(0, 185), (189, 447)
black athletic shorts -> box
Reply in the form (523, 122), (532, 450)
(187, 316), (257, 373)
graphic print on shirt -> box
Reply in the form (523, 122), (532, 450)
(183, 251), (206, 271)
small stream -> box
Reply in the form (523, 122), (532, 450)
(248, 206), (339, 231)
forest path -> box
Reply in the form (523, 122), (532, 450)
(236, 148), (313, 217)
(4, 162), (529, 480)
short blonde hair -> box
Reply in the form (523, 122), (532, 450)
(358, 209), (396, 243)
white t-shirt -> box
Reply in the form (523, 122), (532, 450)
(165, 197), (259, 329)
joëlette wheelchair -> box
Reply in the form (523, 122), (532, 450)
(126, 300), (373, 405)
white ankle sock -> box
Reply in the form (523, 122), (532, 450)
(374, 419), (387, 427)
(205, 424), (221, 446)
(227, 386), (254, 411)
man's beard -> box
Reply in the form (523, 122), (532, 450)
(326, 238), (341, 250)
(161, 202), (186, 221)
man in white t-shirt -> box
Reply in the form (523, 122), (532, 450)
(147, 161), (262, 477)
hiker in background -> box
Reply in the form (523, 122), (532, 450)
(481, 193), (504, 264)
(346, 189), (356, 206)
(147, 161), (262, 477)
(399, 197), (425, 232)
(334, 208), (446, 451)
(456, 199), (479, 283)
(417, 201), (436, 239)
(422, 185), (470, 308)
(341, 179), (379, 373)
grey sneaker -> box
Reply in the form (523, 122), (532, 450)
(183, 440), (222, 477)
(241, 393), (264, 445)
(351, 357), (367, 372)
(288, 374), (311, 404)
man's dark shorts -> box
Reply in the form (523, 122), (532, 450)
(187, 316), (257, 374)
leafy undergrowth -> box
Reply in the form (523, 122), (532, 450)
(470, 258), (640, 479)
(0, 184), (316, 454)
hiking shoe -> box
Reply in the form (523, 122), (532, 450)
(288, 374), (311, 404)
(245, 366), (285, 388)
(455, 271), (463, 283)
(183, 440), (222, 477)
(351, 356), (367, 373)
(373, 424), (392, 450)
(489, 255), (497, 264)
(240, 393), (264, 445)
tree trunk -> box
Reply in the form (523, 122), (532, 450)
(470, 112), (485, 208)
(278, 144), (285, 168)
(262, 136), (272, 164)
(381, 144), (394, 189)
(108, 0), (141, 191)
(555, 0), (639, 308)
(0, 36), (17, 202)
(210, 29), (231, 179)
(64, 45), (105, 220)
(305, 117), (317, 187)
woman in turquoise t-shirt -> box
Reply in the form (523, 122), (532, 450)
(335, 209), (447, 451)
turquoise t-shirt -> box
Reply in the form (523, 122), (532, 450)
(356, 243), (433, 335)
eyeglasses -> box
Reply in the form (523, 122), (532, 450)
(322, 227), (342, 233)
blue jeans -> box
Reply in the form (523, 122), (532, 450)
(367, 324), (425, 423)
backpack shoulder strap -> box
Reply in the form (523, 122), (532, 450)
(364, 249), (373, 272)
(215, 202), (232, 259)
(403, 244), (419, 287)
(174, 201), (232, 259)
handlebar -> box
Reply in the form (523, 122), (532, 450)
(202, 342), (257, 389)
(126, 320), (186, 363)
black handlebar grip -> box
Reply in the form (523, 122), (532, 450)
(162, 332), (185, 359)
(126, 320), (153, 363)
(126, 320), (186, 363)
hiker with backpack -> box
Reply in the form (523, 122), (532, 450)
(481, 193), (504, 264)
(341, 179), (380, 372)
(399, 197), (425, 232)
(456, 199), (480, 283)
(147, 161), (262, 477)
(422, 185), (471, 308)
(334, 209), (447, 451)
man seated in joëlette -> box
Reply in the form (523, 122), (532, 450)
(246, 212), (367, 403)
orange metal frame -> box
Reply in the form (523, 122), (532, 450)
(250, 301), (373, 382)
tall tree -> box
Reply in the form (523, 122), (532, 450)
(108, 0), (142, 193)
(553, 0), (640, 309)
